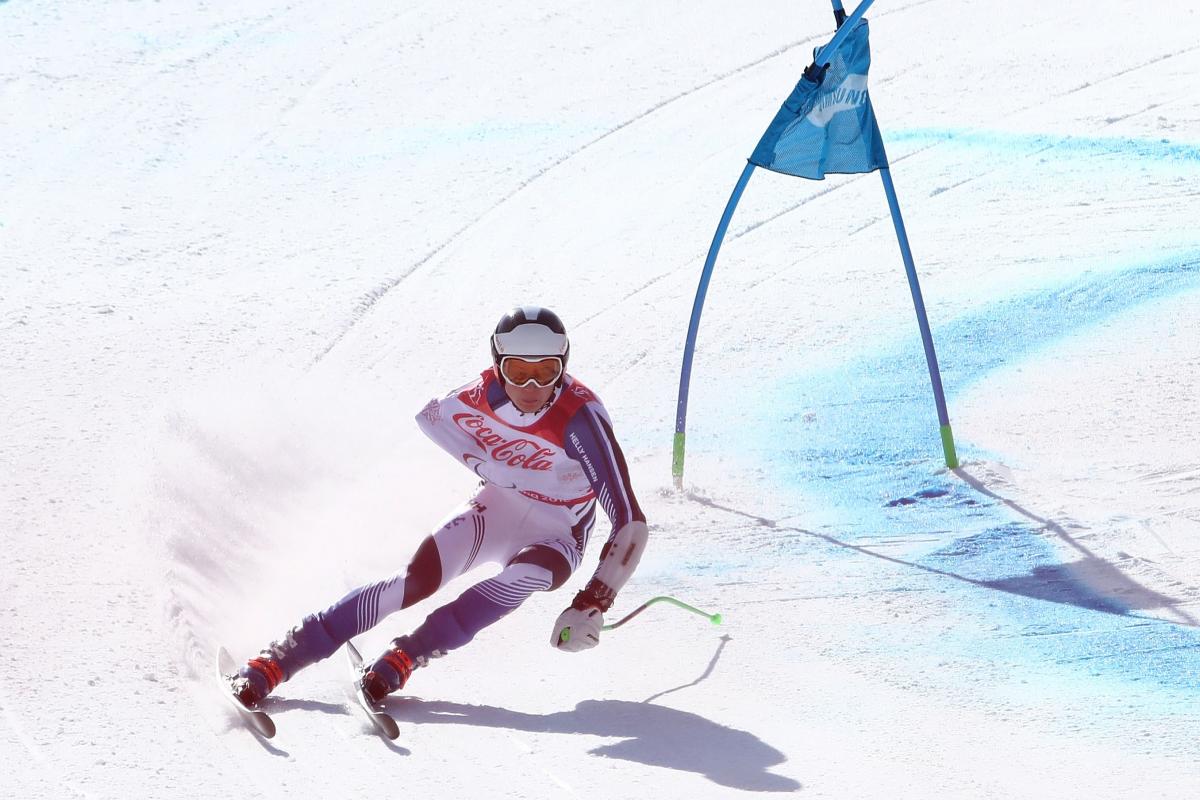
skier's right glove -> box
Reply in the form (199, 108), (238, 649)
(552, 605), (602, 652)
(551, 583), (612, 652)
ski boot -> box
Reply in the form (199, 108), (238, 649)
(360, 637), (423, 704)
(230, 655), (283, 708)
(232, 614), (340, 707)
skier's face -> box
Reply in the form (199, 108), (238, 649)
(498, 367), (556, 412)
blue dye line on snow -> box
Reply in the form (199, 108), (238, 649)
(885, 127), (1200, 165)
(747, 253), (1200, 697)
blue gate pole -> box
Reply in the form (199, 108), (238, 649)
(877, 154), (959, 468)
(673, 162), (757, 488)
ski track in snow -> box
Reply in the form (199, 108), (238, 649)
(309, 0), (944, 365)
(305, 42), (828, 363)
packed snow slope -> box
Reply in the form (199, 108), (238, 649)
(4, 1), (1200, 798)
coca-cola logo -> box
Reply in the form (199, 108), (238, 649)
(453, 413), (554, 471)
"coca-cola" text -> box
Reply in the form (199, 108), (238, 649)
(453, 413), (554, 471)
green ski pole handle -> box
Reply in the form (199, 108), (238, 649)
(558, 595), (722, 643)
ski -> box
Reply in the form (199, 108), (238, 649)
(345, 640), (400, 740)
(215, 646), (276, 739)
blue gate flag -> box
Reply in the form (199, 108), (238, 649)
(749, 19), (886, 180)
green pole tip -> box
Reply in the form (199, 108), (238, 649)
(940, 424), (959, 469)
(711, 613), (722, 625)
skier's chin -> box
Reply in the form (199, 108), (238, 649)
(507, 384), (554, 412)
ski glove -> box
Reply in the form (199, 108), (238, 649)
(552, 604), (603, 652)
(553, 580), (617, 651)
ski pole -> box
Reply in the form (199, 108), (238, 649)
(603, 595), (722, 632)
(558, 595), (722, 645)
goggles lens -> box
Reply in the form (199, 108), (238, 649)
(500, 356), (563, 388)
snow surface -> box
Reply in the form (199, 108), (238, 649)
(3, 1), (1200, 797)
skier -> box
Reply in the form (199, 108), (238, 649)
(228, 306), (649, 707)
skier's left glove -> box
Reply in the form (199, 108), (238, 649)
(551, 582), (614, 652)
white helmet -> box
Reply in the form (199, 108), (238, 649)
(491, 306), (569, 361)
(491, 306), (569, 386)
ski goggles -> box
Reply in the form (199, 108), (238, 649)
(499, 356), (564, 388)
